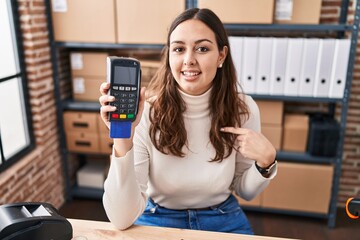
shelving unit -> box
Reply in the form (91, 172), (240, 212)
(46, 0), (193, 204)
(46, 0), (359, 228)
(227, 0), (359, 228)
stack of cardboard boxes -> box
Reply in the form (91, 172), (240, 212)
(63, 111), (101, 153)
(256, 100), (310, 153)
(70, 52), (108, 102)
(282, 114), (310, 152)
(63, 111), (112, 154)
(274, 0), (323, 24)
(262, 162), (333, 214)
(70, 50), (160, 102)
(256, 100), (284, 150)
(198, 0), (322, 24)
(51, 0), (322, 44)
(236, 161), (333, 214)
(63, 111), (112, 189)
(236, 101), (333, 214)
(198, 0), (275, 24)
(51, 0), (185, 44)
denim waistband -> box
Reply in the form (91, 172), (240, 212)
(148, 194), (234, 211)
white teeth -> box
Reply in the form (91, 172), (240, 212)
(182, 71), (199, 76)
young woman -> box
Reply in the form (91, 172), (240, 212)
(99, 8), (277, 235)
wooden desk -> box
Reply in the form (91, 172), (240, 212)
(69, 219), (294, 240)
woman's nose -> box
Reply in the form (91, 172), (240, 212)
(183, 51), (196, 66)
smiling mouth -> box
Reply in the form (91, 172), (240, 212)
(182, 71), (201, 77)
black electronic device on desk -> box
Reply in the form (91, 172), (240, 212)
(0, 202), (72, 240)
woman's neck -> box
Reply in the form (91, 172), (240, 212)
(178, 87), (211, 118)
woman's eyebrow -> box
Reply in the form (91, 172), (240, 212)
(195, 39), (214, 44)
(170, 39), (214, 45)
(170, 40), (185, 45)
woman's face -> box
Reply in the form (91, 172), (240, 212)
(169, 19), (227, 96)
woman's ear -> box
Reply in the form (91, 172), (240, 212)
(218, 46), (228, 66)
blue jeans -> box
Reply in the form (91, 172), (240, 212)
(134, 194), (254, 235)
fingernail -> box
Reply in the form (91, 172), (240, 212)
(110, 96), (115, 101)
(220, 128), (224, 131)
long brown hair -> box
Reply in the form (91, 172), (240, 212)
(146, 8), (249, 162)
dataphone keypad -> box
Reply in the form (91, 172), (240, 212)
(110, 85), (138, 122)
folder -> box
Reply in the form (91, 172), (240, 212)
(329, 39), (351, 99)
(229, 36), (243, 91)
(255, 37), (273, 94)
(313, 39), (336, 97)
(298, 39), (320, 97)
(241, 37), (259, 94)
(270, 38), (288, 95)
(284, 38), (304, 96)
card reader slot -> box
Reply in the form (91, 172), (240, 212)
(20, 206), (32, 218)
(22, 205), (52, 217)
(30, 205), (51, 217)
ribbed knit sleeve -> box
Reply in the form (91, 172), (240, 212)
(102, 103), (151, 230)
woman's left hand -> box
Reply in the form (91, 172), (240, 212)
(220, 127), (276, 168)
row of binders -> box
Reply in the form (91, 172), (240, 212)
(229, 37), (351, 98)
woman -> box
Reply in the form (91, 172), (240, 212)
(99, 8), (277, 235)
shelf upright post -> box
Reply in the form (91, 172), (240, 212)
(338, 0), (350, 39)
(44, 0), (72, 201)
(327, 0), (360, 228)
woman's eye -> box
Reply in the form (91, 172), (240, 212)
(196, 47), (209, 52)
(173, 47), (184, 52)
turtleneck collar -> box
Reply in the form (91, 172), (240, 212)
(178, 87), (211, 118)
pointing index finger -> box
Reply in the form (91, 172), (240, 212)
(220, 127), (248, 135)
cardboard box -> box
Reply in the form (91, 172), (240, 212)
(77, 162), (109, 189)
(274, 0), (322, 24)
(66, 131), (100, 153)
(198, 0), (274, 24)
(256, 101), (284, 125)
(99, 134), (113, 154)
(63, 112), (98, 133)
(98, 115), (109, 135)
(234, 192), (262, 208)
(262, 125), (282, 150)
(140, 60), (161, 87)
(116, 0), (185, 44)
(51, 0), (116, 43)
(262, 162), (334, 214)
(72, 76), (104, 102)
(71, 52), (108, 77)
(282, 114), (309, 152)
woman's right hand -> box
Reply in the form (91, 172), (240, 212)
(99, 82), (115, 129)
(99, 82), (146, 156)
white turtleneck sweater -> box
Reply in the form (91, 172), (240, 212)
(103, 89), (276, 230)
